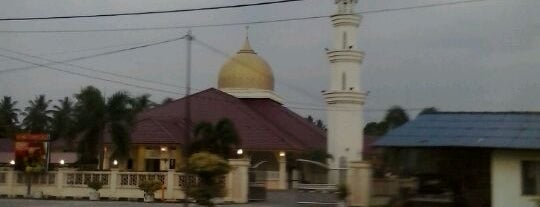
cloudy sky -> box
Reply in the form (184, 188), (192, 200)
(0, 0), (539, 123)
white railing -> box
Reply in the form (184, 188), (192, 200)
(0, 159), (249, 203)
(65, 171), (110, 187)
(118, 172), (165, 188)
(15, 172), (56, 186)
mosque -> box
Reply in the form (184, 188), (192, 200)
(102, 0), (366, 190)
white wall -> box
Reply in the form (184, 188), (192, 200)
(492, 150), (540, 207)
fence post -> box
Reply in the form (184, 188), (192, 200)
(166, 169), (175, 200)
(227, 158), (250, 203)
(347, 161), (372, 207)
(110, 168), (118, 194)
(6, 168), (15, 197)
(56, 168), (66, 197)
(278, 155), (287, 190)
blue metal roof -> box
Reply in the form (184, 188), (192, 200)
(374, 112), (540, 149)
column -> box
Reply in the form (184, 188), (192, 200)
(6, 168), (15, 198)
(278, 152), (287, 190)
(226, 158), (249, 203)
(166, 169), (175, 200)
(347, 161), (372, 207)
(136, 146), (145, 171)
(56, 168), (67, 198)
(110, 168), (119, 195)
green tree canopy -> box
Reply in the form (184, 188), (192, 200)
(74, 86), (135, 168)
(21, 95), (52, 133)
(50, 97), (77, 149)
(190, 118), (240, 159)
(419, 107), (439, 115)
(0, 96), (20, 138)
(383, 106), (409, 130)
(131, 94), (155, 113)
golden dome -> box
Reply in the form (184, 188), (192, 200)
(218, 38), (274, 90)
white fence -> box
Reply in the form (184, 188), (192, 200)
(0, 159), (250, 203)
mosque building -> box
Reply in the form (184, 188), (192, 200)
(102, 0), (366, 190)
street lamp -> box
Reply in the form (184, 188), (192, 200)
(9, 160), (15, 165)
(236, 149), (243, 155)
(60, 159), (65, 165)
(113, 160), (118, 166)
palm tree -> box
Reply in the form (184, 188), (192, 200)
(74, 86), (135, 169)
(131, 94), (155, 113)
(0, 96), (20, 138)
(21, 95), (52, 133)
(190, 118), (240, 159)
(51, 97), (76, 149)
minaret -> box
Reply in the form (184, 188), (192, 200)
(324, 0), (366, 170)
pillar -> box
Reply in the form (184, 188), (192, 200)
(110, 168), (119, 195)
(226, 158), (249, 203)
(6, 168), (15, 197)
(166, 169), (175, 200)
(136, 145), (145, 171)
(347, 161), (372, 207)
(278, 153), (287, 190)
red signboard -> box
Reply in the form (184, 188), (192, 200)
(14, 133), (49, 171)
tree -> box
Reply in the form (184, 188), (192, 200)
(50, 97), (77, 149)
(190, 118), (240, 159)
(74, 86), (135, 169)
(131, 94), (155, 113)
(161, 97), (174, 105)
(0, 96), (20, 138)
(383, 106), (409, 130)
(363, 121), (389, 136)
(21, 95), (52, 133)
(187, 152), (230, 207)
(306, 115), (327, 131)
(419, 107), (438, 115)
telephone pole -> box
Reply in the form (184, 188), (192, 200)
(183, 30), (193, 207)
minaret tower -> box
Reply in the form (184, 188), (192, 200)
(324, 0), (366, 169)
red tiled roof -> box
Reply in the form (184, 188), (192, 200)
(117, 88), (326, 151)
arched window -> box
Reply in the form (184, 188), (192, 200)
(341, 72), (347, 90)
(342, 32), (348, 49)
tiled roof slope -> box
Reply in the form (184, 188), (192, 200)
(241, 99), (326, 150)
(120, 88), (326, 151)
(375, 112), (540, 150)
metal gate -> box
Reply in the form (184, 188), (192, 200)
(248, 162), (267, 201)
(295, 159), (347, 206)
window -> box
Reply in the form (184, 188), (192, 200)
(522, 161), (540, 195)
(342, 32), (348, 49)
(341, 72), (347, 90)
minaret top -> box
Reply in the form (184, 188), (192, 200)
(335, 0), (358, 14)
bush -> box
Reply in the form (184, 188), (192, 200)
(138, 180), (162, 194)
(187, 152), (230, 207)
(337, 183), (349, 201)
(87, 181), (104, 191)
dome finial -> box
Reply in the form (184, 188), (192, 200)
(239, 26), (255, 54)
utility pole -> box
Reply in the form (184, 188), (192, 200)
(183, 30), (193, 207)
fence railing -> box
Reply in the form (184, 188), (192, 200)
(65, 171), (110, 187)
(118, 172), (166, 188)
(0, 159), (250, 204)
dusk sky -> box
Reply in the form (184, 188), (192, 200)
(0, 0), (539, 123)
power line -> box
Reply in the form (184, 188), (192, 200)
(0, 35), (186, 74)
(0, 0), (487, 33)
(0, 0), (306, 21)
(0, 49), (430, 113)
(0, 52), (182, 95)
(0, 47), (186, 90)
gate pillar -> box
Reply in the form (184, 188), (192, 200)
(226, 158), (250, 203)
(347, 161), (372, 207)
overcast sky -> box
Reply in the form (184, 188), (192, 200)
(0, 0), (539, 123)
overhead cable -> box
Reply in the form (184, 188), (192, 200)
(0, 0), (487, 33)
(0, 0), (305, 21)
